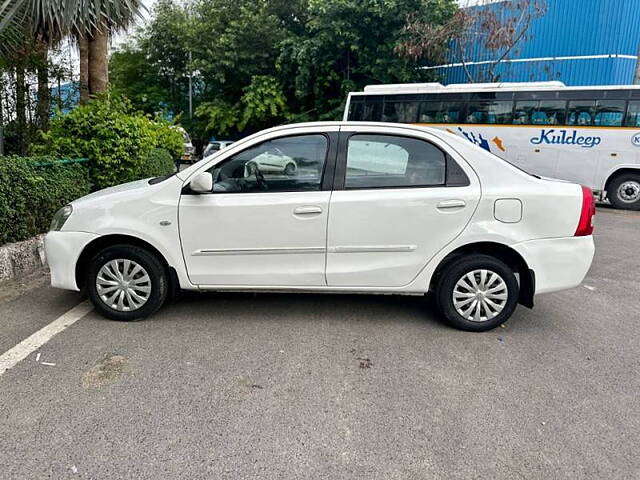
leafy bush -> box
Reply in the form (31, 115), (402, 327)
(33, 93), (184, 190)
(139, 148), (175, 178)
(0, 156), (91, 245)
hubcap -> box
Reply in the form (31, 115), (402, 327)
(453, 269), (508, 322)
(96, 259), (151, 312)
(617, 181), (640, 203)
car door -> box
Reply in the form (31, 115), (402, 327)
(179, 128), (338, 286)
(326, 127), (480, 288)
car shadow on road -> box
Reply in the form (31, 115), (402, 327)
(155, 290), (452, 330)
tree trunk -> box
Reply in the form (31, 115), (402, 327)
(78, 35), (90, 105)
(15, 65), (27, 155)
(36, 41), (50, 130)
(88, 29), (109, 96)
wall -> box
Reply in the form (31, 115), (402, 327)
(437, 0), (640, 85)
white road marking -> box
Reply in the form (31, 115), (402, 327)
(40, 362), (56, 366)
(0, 301), (93, 376)
(583, 285), (596, 291)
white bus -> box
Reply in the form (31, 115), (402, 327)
(344, 81), (640, 210)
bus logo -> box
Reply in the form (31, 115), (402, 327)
(530, 129), (601, 149)
(631, 133), (640, 147)
(456, 127), (506, 153)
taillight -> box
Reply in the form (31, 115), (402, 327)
(574, 185), (595, 236)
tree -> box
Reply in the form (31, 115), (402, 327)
(397, 0), (547, 83)
(278, 0), (458, 120)
(0, 0), (146, 102)
(109, 0), (458, 141)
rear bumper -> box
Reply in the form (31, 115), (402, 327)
(513, 236), (595, 295)
(45, 231), (98, 291)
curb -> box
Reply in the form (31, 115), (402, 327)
(0, 235), (47, 283)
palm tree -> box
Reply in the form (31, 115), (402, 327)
(1, 0), (145, 103)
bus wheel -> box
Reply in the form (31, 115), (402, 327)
(608, 173), (640, 210)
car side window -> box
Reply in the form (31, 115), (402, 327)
(345, 134), (448, 189)
(207, 134), (328, 193)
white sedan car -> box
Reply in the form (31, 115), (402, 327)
(45, 122), (595, 331)
(244, 150), (297, 176)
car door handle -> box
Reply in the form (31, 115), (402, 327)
(293, 206), (323, 215)
(437, 200), (466, 210)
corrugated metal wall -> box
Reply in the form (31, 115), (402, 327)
(438, 0), (640, 85)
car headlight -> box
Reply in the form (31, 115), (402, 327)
(50, 205), (73, 231)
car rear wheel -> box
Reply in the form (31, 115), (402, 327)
(436, 255), (519, 332)
(608, 173), (640, 210)
(87, 245), (167, 321)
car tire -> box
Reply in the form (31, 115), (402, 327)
(436, 255), (519, 332)
(284, 163), (296, 176)
(86, 244), (168, 321)
(608, 173), (640, 210)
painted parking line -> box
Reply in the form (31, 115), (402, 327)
(0, 300), (93, 377)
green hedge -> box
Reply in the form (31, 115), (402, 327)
(0, 156), (91, 245)
(33, 93), (184, 190)
(140, 148), (175, 178)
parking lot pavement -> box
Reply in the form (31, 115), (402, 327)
(1, 208), (639, 479)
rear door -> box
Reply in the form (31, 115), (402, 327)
(326, 126), (481, 287)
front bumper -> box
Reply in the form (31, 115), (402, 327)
(513, 235), (595, 295)
(45, 231), (98, 291)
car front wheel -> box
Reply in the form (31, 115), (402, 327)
(87, 245), (168, 321)
(436, 255), (519, 332)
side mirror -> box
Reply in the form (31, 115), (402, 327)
(189, 172), (213, 193)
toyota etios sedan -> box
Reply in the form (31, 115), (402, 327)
(45, 122), (595, 331)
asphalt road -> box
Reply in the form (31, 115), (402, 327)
(1, 207), (639, 479)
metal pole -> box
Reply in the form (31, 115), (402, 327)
(635, 45), (640, 85)
(188, 50), (193, 119)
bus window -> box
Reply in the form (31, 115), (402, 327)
(625, 101), (640, 126)
(382, 101), (399, 122)
(441, 102), (465, 123)
(595, 100), (625, 126)
(349, 101), (365, 121)
(418, 102), (441, 123)
(513, 101), (537, 124)
(537, 100), (566, 125)
(567, 100), (596, 126)
(361, 99), (383, 121)
(465, 103), (484, 123)
(466, 101), (512, 124)
(390, 101), (420, 123)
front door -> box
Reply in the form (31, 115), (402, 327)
(326, 129), (480, 288)
(179, 132), (335, 286)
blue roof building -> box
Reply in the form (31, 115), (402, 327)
(436, 0), (640, 86)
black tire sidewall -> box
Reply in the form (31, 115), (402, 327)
(87, 245), (167, 321)
(285, 163), (296, 176)
(437, 255), (519, 332)
(608, 174), (640, 211)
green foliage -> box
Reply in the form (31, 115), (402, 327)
(0, 156), (91, 245)
(139, 148), (175, 178)
(279, 0), (458, 119)
(33, 93), (183, 189)
(109, 0), (458, 139)
(197, 75), (288, 135)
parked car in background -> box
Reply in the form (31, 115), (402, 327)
(45, 122), (595, 331)
(244, 149), (298, 177)
(203, 140), (235, 158)
(174, 127), (195, 163)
